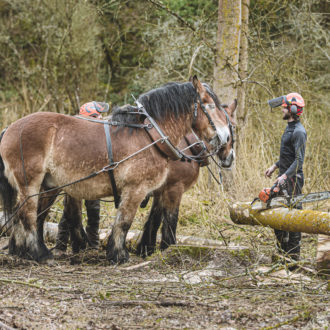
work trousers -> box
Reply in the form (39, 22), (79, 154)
(274, 176), (303, 261)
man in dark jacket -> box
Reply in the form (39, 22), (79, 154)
(265, 93), (307, 262)
(55, 102), (109, 252)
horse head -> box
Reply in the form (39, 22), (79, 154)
(216, 100), (236, 168)
(191, 77), (236, 168)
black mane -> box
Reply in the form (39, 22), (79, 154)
(112, 104), (141, 124)
(137, 82), (198, 121)
(202, 83), (222, 109)
(111, 82), (221, 126)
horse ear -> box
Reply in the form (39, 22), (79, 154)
(189, 75), (193, 82)
(227, 99), (237, 116)
(192, 75), (202, 92)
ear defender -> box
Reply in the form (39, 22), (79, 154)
(290, 104), (297, 115)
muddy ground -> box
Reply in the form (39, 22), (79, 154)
(0, 226), (329, 329)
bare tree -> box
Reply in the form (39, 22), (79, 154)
(213, 0), (242, 105)
(237, 0), (250, 132)
(213, 0), (242, 190)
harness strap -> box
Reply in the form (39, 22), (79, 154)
(103, 124), (120, 209)
(75, 115), (151, 129)
(184, 134), (209, 167)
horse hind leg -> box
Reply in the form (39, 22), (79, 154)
(37, 186), (61, 245)
(136, 194), (163, 257)
(9, 190), (53, 262)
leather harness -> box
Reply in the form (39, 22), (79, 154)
(103, 124), (120, 209)
(74, 94), (232, 208)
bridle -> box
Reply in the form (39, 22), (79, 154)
(219, 104), (235, 149)
(194, 93), (235, 154)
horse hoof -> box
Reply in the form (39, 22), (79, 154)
(53, 248), (67, 259)
(8, 235), (52, 262)
(135, 243), (155, 258)
(107, 249), (130, 264)
(40, 256), (55, 265)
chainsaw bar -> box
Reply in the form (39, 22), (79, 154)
(252, 190), (330, 211)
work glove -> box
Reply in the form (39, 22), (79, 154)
(274, 173), (287, 186)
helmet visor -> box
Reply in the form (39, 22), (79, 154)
(268, 96), (285, 108)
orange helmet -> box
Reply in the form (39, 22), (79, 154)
(268, 92), (305, 116)
(79, 101), (109, 118)
(282, 93), (304, 116)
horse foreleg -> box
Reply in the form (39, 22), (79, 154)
(136, 194), (163, 257)
(159, 187), (183, 251)
(107, 194), (143, 264)
(160, 208), (179, 250)
(9, 193), (52, 262)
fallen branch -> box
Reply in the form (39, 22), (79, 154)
(101, 299), (212, 308)
(0, 278), (49, 291)
(123, 261), (152, 271)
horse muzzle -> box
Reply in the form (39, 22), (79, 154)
(220, 148), (235, 168)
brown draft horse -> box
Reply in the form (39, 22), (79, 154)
(0, 77), (233, 263)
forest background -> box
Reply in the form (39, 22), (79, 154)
(0, 2), (329, 327)
(0, 0), (329, 234)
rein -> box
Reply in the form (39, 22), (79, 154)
(0, 136), (166, 237)
(134, 98), (185, 161)
(0, 91), (229, 236)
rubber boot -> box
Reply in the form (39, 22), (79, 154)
(274, 229), (289, 257)
(85, 200), (100, 249)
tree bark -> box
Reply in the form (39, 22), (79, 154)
(213, 0), (242, 104)
(228, 202), (330, 235)
(236, 0), (249, 133)
(213, 0), (242, 190)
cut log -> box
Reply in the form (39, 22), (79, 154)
(43, 222), (243, 250)
(316, 235), (330, 274)
(228, 202), (330, 235)
(0, 215), (234, 249)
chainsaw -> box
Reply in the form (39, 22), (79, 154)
(251, 182), (330, 211)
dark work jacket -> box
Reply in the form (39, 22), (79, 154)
(275, 120), (307, 178)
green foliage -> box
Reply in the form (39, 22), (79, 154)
(0, 0), (328, 195)
(0, 0), (103, 116)
(162, 0), (217, 25)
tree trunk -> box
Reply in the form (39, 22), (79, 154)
(213, 0), (242, 190)
(228, 202), (330, 235)
(236, 0), (250, 135)
(213, 0), (242, 104)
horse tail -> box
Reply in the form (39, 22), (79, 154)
(0, 128), (17, 221)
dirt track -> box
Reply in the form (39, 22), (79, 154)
(0, 238), (329, 329)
